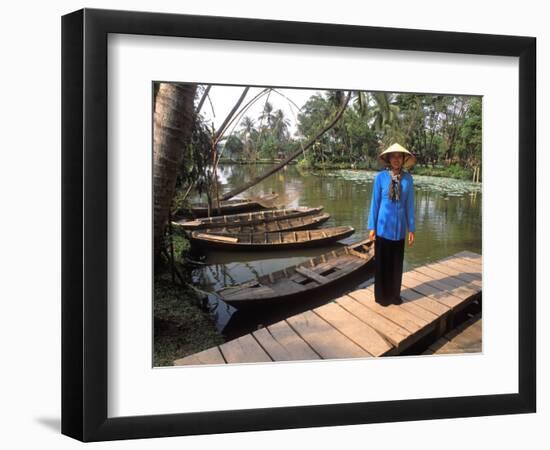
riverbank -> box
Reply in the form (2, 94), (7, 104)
(219, 157), (297, 165)
(297, 160), (478, 181)
(219, 159), (478, 181)
(154, 231), (224, 366)
(410, 164), (479, 181)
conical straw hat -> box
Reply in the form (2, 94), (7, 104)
(378, 143), (417, 169)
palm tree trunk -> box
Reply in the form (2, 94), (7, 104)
(153, 82), (197, 264)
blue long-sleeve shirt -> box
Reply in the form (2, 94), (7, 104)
(367, 170), (416, 241)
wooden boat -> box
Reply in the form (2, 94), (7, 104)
(173, 206), (324, 231)
(216, 238), (374, 308)
(181, 194), (279, 218)
(190, 226), (355, 251)
(201, 212), (330, 234)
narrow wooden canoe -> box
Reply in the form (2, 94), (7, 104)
(201, 212), (330, 234)
(173, 206), (324, 230)
(217, 238), (374, 308)
(191, 226), (355, 251)
(182, 194), (279, 218)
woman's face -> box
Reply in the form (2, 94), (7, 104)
(389, 152), (404, 170)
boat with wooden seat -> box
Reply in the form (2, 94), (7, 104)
(200, 212), (330, 234)
(173, 206), (323, 230)
(191, 226), (355, 251)
(216, 238), (374, 308)
(180, 194), (279, 218)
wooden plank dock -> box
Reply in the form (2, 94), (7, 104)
(174, 251), (482, 366)
(423, 313), (482, 355)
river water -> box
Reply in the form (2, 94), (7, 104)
(191, 164), (482, 339)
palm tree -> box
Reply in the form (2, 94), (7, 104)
(240, 116), (256, 160)
(259, 101), (275, 129)
(370, 93), (403, 146)
(272, 109), (290, 142)
(221, 91), (352, 201)
(325, 90), (345, 109)
(325, 90), (348, 159)
(153, 82), (197, 263)
(353, 91), (370, 117)
(240, 116), (256, 137)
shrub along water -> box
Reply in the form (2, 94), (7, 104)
(409, 164), (477, 181)
(154, 229), (224, 366)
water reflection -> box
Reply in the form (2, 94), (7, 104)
(192, 164), (481, 337)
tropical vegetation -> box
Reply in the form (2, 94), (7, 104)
(222, 91), (481, 176)
(151, 83), (483, 364)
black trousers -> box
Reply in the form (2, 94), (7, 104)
(374, 235), (405, 305)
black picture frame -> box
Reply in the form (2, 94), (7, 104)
(61, 8), (536, 442)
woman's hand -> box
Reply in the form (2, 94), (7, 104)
(408, 231), (415, 246)
(369, 230), (376, 241)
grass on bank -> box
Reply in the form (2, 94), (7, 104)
(154, 230), (224, 367)
(411, 164), (476, 181)
(296, 158), (478, 181)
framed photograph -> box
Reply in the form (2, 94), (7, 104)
(62, 8), (536, 442)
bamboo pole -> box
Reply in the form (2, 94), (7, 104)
(221, 91), (352, 201)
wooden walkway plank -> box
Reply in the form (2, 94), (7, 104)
(439, 257), (482, 278)
(173, 354), (201, 366)
(399, 300), (440, 324)
(438, 253), (482, 271)
(267, 321), (321, 360)
(219, 334), (272, 363)
(429, 337), (481, 354)
(362, 286), (435, 326)
(453, 251), (482, 266)
(451, 256), (482, 271)
(423, 315), (482, 355)
(412, 264), (480, 291)
(401, 274), (464, 310)
(400, 286), (451, 317)
(335, 295), (409, 350)
(349, 289), (428, 333)
(436, 261), (481, 285)
(252, 327), (297, 361)
(436, 268), (481, 293)
(443, 315), (482, 349)
(446, 325), (482, 351)
(286, 310), (371, 359)
(424, 337), (465, 355)
(173, 252), (482, 365)
(174, 346), (225, 366)
(348, 288), (441, 351)
(406, 270), (476, 302)
(314, 302), (393, 356)
(420, 262), (482, 289)
(362, 285), (441, 327)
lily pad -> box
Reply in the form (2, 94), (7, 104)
(319, 169), (481, 197)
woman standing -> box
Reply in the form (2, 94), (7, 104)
(367, 143), (417, 305)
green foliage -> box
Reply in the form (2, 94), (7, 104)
(410, 164), (474, 180)
(154, 227), (224, 366)
(182, 87), (483, 198)
(456, 97), (482, 167)
(154, 274), (224, 366)
(294, 91), (482, 174)
(295, 157), (312, 172)
(211, 102), (294, 162)
(177, 111), (213, 196)
(297, 93), (378, 166)
(223, 134), (244, 158)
